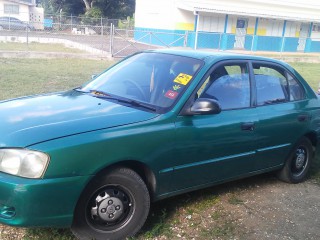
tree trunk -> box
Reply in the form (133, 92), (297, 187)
(82, 0), (91, 11)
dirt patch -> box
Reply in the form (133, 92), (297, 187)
(137, 174), (320, 240)
(219, 176), (320, 240)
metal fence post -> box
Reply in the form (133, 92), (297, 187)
(251, 35), (255, 52)
(184, 31), (188, 47)
(101, 17), (104, 53)
(26, 26), (29, 51)
(109, 23), (114, 56)
(280, 36), (285, 53)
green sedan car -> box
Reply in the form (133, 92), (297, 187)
(0, 50), (319, 239)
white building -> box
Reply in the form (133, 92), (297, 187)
(134, 0), (320, 52)
(0, 0), (44, 29)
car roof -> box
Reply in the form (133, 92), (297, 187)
(146, 49), (284, 65)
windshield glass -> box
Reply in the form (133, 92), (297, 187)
(80, 52), (203, 112)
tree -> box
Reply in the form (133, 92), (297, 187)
(82, 0), (93, 11)
(40, 0), (135, 19)
(82, 0), (135, 18)
(41, 0), (85, 15)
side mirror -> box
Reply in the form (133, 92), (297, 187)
(190, 98), (221, 115)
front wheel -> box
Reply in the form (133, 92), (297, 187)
(72, 168), (150, 240)
(277, 137), (313, 183)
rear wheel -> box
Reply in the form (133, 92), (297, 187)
(72, 168), (150, 240)
(277, 137), (313, 183)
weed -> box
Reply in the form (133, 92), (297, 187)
(200, 221), (236, 238)
(211, 210), (222, 220)
(138, 209), (172, 239)
(310, 151), (320, 184)
(23, 228), (75, 240)
(0, 42), (85, 53)
(228, 195), (244, 205)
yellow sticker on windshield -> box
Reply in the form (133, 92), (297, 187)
(173, 73), (193, 85)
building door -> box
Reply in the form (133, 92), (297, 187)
(297, 23), (310, 52)
(234, 18), (248, 49)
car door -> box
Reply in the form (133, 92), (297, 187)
(171, 61), (259, 190)
(252, 61), (311, 170)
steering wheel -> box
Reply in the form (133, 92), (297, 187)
(124, 80), (147, 101)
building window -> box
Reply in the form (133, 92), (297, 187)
(312, 24), (320, 32)
(4, 4), (19, 14)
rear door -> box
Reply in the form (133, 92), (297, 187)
(252, 61), (310, 170)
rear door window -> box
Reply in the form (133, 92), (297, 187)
(252, 63), (304, 106)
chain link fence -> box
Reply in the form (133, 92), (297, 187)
(1, 11), (319, 59)
(0, 12), (143, 58)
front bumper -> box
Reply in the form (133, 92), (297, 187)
(0, 172), (89, 227)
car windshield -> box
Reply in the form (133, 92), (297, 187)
(80, 52), (203, 113)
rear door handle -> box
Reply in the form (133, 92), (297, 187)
(241, 122), (255, 131)
(298, 114), (309, 122)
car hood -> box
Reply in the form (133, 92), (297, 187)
(0, 91), (158, 147)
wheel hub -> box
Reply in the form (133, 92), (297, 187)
(295, 149), (306, 169)
(97, 196), (124, 222)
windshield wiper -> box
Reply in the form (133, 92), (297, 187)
(91, 90), (156, 112)
(73, 87), (90, 93)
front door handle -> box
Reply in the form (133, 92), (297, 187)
(241, 122), (255, 131)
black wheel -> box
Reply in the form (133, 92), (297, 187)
(72, 168), (150, 240)
(277, 137), (313, 183)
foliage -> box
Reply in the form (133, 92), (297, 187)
(40, 0), (135, 19)
(84, 7), (103, 19)
(118, 16), (135, 29)
(41, 0), (85, 16)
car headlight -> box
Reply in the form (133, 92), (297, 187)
(0, 149), (49, 178)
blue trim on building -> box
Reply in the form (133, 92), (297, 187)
(255, 36), (282, 51)
(244, 35), (253, 50)
(134, 27), (186, 47)
(254, 18), (259, 35)
(133, 26), (320, 53)
(305, 38), (320, 52)
(224, 15), (228, 33)
(283, 38), (299, 52)
(282, 20), (287, 37)
(194, 13), (198, 32)
(309, 22), (313, 38)
(196, 32), (221, 49)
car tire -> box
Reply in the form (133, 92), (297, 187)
(71, 167), (150, 240)
(277, 137), (313, 183)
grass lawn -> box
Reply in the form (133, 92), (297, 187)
(0, 42), (86, 53)
(0, 58), (113, 101)
(0, 58), (320, 240)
